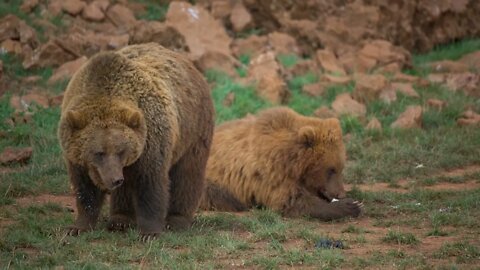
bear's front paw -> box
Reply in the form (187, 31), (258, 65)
(139, 232), (160, 242)
(65, 226), (89, 236)
(333, 198), (363, 218)
(108, 215), (134, 232)
(166, 215), (192, 231)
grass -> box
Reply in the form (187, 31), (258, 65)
(1, 35), (480, 268)
(134, 0), (169, 21)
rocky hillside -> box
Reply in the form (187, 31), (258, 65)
(0, 0), (479, 128)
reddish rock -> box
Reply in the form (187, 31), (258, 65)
(22, 75), (42, 84)
(0, 147), (33, 165)
(352, 74), (388, 103)
(62, 0), (86, 15)
(268, 32), (300, 56)
(429, 60), (469, 73)
(427, 98), (447, 110)
(0, 15), (38, 48)
(248, 51), (289, 104)
(230, 1), (253, 32)
(166, 1), (232, 61)
(392, 73), (421, 84)
(356, 40), (411, 72)
(23, 39), (75, 69)
(106, 4), (137, 29)
(82, 0), (108, 22)
(10, 92), (50, 111)
(331, 93), (366, 118)
(47, 0), (63, 16)
(48, 56), (87, 85)
(287, 59), (318, 77)
(195, 51), (238, 78)
(457, 110), (480, 127)
(302, 82), (326, 97)
(314, 106), (338, 119)
(391, 106), (423, 129)
(130, 21), (187, 52)
(20, 0), (39, 13)
(321, 74), (351, 86)
(391, 82), (419, 98)
(231, 35), (268, 58)
(379, 87), (397, 104)
(316, 49), (345, 75)
(427, 73), (446, 84)
(366, 117), (382, 130)
(211, 0), (233, 19)
(459, 51), (480, 71)
(445, 72), (480, 97)
(1, 39), (23, 55)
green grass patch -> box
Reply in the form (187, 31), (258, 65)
(134, 0), (169, 21)
(382, 230), (419, 245)
(434, 241), (480, 263)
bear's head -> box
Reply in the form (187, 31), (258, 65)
(296, 118), (347, 202)
(60, 102), (147, 191)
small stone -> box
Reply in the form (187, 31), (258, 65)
(302, 82), (326, 97)
(427, 99), (447, 110)
(366, 117), (382, 130)
(0, 147), (33, 165)
(391, 106), (422, 129)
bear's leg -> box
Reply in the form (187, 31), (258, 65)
(283, 189), (362, 221)
(167, 142), (209, 231)
(108, 180), (136, 232)
(130, 161), (170, 241)
(67, 162), (105, 235)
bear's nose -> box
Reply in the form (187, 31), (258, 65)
(113, 178), (124, 187)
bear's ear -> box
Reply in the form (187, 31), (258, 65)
(298, 126), (316, 148)
(65, 110), (86, 130)
(320, 118), (342, 143)
(122, 108), (142, 129)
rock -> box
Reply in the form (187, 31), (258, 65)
(366, 117), (382, 130)
(391, 82), (419, 98)
(48, 56), (88, 85)
(20, 0), (39, 13)
(47, 0), (63, 17)
(62, 0), (86, 15)
(231, 35), (268, 58)
(287, 59), (318, 77)
(10, 92), (50, 111)
(195, 51), (237, 78)
(222, 92), (235, 107)
(82, 0), (108, 22)
(459, 51), (480, 71)
(23, 39), (75, 69)
(457, 110), (480, 127)
(321, 74), (352, 86)
(391, 106), (422, 129)
(22, 75), (42, 84)
(130, 21), (187, 52)
(429, 60), (469, 73)
(379, 87), (397, 104)
(211, 0), (234, 19)
(248, 51), (289, 104)
(427, 98), (447, 110)
(352, 74), (388, 103)
(427, 73), (446, 84)
(445, 72), (480, 97)
(302, 82), (326, 97)
(166, 1), (232, 61)
(314, 106), (337, 119)
(1, 39), (23, 55)
(0, 15), (38, 48)
(6, 111), (33, 126)
(331, 93), (366, 118)
(356, 40), (411, 72)
(392, 73), (421, 84)
(268, 32), (300, 56)
(230, 1), (253, 32)
(0, 147), (33, 165)
(106, 4), (137, 30)
(316, 49), (345, 75)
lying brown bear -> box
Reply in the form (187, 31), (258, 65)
(200, 107), (362, 220)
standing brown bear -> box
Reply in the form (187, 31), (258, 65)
(58, 43), (214, 240)
(200, 107), (362, 220)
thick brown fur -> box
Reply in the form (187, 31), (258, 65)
(200, 107), (361, 220)
(58, 43), (214, 239)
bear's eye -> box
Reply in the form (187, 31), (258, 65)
(118, 150), (126, 158)
(327, 168), (337, 178)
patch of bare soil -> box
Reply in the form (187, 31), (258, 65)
(15, 194), (76, 212)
